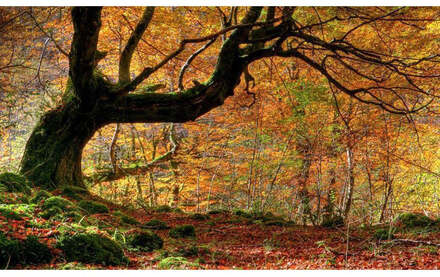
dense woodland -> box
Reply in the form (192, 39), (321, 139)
(1, 6), (440, 269)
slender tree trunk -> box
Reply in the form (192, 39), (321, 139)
(343, 146), (355, 220)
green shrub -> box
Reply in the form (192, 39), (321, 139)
(0, 206), (23, 220)
(78, 200), (109, 214)
(0, 232), (52, 268)
(190, 213), (210, 221)
(143, 219), (169, 230)
(30, 190), (53, 204)
(58, 233), (127, 265)
(127, 231), (163, 252)
(0, 172), (31, 194)
(396, 213), (435, 228)
(61, 186), (88, 200)
(158, 256), (199, 269)
(169, 225), (196, 238)
(374, 227), (396, 240)
(321, 215), (344, 228)
(41, 196), (75, 212)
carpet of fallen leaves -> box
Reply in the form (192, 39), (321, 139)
(2, 208), (440, 270)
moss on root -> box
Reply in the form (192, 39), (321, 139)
(0, 172), (31, 194)
(78, 200), (109, 214)
(127, 231), (163, 252)
(30, 190), (53, 204)
(169, 225), (196, 239)
(41, 196), (76, 212)
(58, 233), (128, 266)
(62, 186), (89, 200)
(113, 211), (139, 225)
(190, 213), (210, 221)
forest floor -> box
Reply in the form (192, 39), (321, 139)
(2, 190), (440, 269)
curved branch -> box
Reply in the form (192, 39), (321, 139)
(119, 7), (155, 83)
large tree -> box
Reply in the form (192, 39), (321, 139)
(15, 7), (440, 189)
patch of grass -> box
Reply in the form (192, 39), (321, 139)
(30, 190), (53, 204)
(169, 224), (196, 238)
(127, 231), (163, 252)
(0, 172), (31, 194)
(58, 233), (128, 266)
(78, 200), (109, 214)
(143, 219), (169, 230)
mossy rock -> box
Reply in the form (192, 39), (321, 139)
(39, 206), (63, 220)
(30, 190), (53, 204)
(169, 225), (196, 238)
(58, 233), (127, 266)
(127, 231), (163, 252)
(374, 227), (396, 240)
(61, 186), (88, 200)
(190, 213), (210, 221)
(41, 196), (76, 212)
(207, 209), (229, 215)
(143, 219), (169, 230)
(321, 215), (344, 228)
(158, 256), (199, 269)
(0, 206), (23, 220)
(0, 233), (52, 268)
(78, 200), (109, 214)
(0, 172), (31, 194)
(395, 213), (435, 228)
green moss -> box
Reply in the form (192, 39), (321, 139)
(169, 225), (196, 238)
(0, 233), (52, 268)
(374, 227), (396, 240)
(233, 209), (252, 218)
(396, 213), (435, 228)
(321, 215), (344, 228)
(143, 219), (169, 230)
(127, 231), (163, 252)
(30, 190), (53, 204)
(155, 205), (173, 213)
(58, 233), (127, 266)
(113, 211), (139, 225)
(207, 209), (229, 215)
(174, 245), (210, 257)
(0, 172), (31, 194)
(190, 213), (210, 221)
(78, 200), (109, 214)
(39, 206), (63, 220)
(61, 186), (88, 200)
(41, 196), (75, 212)
(158, 256), (200, 269)
(0, 206), (23, 220)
